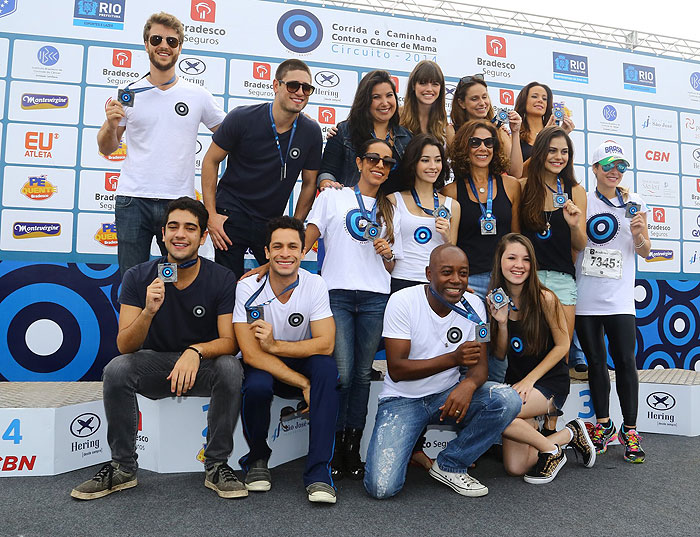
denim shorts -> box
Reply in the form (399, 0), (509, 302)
(534, 383), (568, 414)
(537, 270), (577, 306)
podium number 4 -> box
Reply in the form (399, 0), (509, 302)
(2, 419), (22, 445)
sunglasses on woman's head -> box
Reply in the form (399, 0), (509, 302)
(362, 153), (397, 167)
(468, 136), (495, 149)
(278, 80), (316, 96)
(149, 35), (180, 48)
(459, 74), (485, 85)
(600, 162), (628, 173)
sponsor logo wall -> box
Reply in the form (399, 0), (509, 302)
(1, 0), (700, 379)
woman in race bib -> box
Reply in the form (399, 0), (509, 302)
(575, 140), (650, 463)
(442, 119), (521, 382)
(306, 138), (402, 481)
(488, 233), (596, 484)
(447, 74), (523, 178)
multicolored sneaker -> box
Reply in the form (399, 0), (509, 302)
(618, 427), (646, 463)
(588, 421), (617, 454)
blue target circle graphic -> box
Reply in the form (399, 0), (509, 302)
(414, 226), (432, 244)
(683, 346), (700, 370)
(277, 10), (323, 53)
(642, 349), (676, 369)
(345, 209), (368, 241)
(510, 336), (523, 354)
(0, 283), (100, 381)
(586, 213), (619, 244)
(537, 228), (551, 240)
(661, 304), (697, 347)
(634, 279), (660, 320)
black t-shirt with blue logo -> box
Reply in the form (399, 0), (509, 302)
(213, 103), (322, 221)
(119, 257), (236, 352)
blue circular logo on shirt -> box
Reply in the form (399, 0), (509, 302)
(587, 213), (619, 244)
(414, 226), (432, 244)
(345, 209), (368, 242)
(537, 228), (551, 240)
(510, 336), (523, 354)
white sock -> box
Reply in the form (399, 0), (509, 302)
(565, 427), (574, 444)
(543, 445), (559, 455)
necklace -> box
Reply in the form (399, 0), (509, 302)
(544, 210), (553, 231)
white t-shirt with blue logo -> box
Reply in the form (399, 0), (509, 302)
(307, 187), (403, 294)
(575, 189), (648, 316)
(380, 284), (486, 399)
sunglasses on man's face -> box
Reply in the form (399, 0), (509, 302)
(468, 136), (495, 149)
(149, 35), (180, 48)
(278, 80), (316, 96)
(362, 153), (397, 167)
(600, 162), (628, 173)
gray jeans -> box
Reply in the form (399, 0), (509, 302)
(102, 350), (243, 473)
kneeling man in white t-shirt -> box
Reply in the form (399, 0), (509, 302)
(364, 244), (521, 499)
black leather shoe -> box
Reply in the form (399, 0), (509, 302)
(344, 428), (365, 480)
(331, 430), (345, 481)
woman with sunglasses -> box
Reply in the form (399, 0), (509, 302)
(447, 74), (523, 178)
(520, 127), (586, 358)
(514, 81), (575, 165)
(443, 120), (521, 382)
(399, 61), (448, 145)
(488, 233), (595, 484)
(575, 141), (650, 463)
(306, 138), (402, 480)
(318, 70), (412, 193)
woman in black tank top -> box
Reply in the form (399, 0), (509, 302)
(442, 119), (521, 383)
(519, 126), (587, 348)
(488, 233), (596, 484)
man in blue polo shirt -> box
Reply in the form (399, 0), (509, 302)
(201, 59), (323, 280)
(71, 197), (245, 501)
(233, 216), (338, 504)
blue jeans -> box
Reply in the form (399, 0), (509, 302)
(329, 289), (389, 431)
(364, 382), (521, 499)
(468, 272), (507, 383)
(569, 330), (587, 368)
(102, 350), (243, 473)
(239, 355), (339, 487)
(114, 195), (170, 277)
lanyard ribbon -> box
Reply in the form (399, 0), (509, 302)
(595, 188), (626, 209)
(269, 103), (298, 181)
(125, 73), (177, 94)
(354, 185), (378, 224)
(429, 287), (485, 325)
(245, 275), (300, 311)
(467, 175), (494, 219)
(545, 176), (565, 196)
(161, 256), (198, 269)
(411, 188), (439, 216)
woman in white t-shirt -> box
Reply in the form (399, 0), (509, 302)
(575, 141), (651, 464)
(306, 138), (401, 481)
(392, 133), (462, 293)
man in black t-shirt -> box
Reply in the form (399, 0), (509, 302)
(71, 197), (245, 501)
(201, 58), (323, 280)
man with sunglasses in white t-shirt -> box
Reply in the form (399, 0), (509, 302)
(98, 12), (226, 277)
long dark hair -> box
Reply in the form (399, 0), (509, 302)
(520, 126), (576, 231)
(514, 81), (553, 143)
(489, 233), (563, 356)
(398, 133), (449, 191)
(450, 76), (494, 134)
(448, 120), (508, 180)
(349, 70), (399, 152)
(357, 138), (396, 244)
(400, 61), (447, 144)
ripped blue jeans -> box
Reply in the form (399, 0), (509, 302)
(363, 381), (521, 499)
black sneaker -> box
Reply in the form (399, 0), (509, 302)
(523, 446), (567, 484)
(70, 462), (137, 500)
(565, 418), (596, 468)
(205, 463), (248, 498)
(244, 459), (271, 492)
(306, 482), (337, 504)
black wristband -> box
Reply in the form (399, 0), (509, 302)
(186, 346), (204, 360)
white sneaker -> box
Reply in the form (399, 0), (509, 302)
(428, 460), (488, 497)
